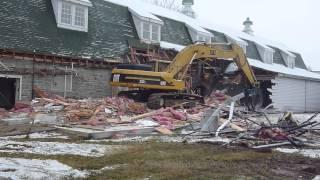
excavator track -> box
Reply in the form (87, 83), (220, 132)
(147, 93), (204, 109)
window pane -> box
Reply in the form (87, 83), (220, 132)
(142, 22), (150, 40)
(151, 24), (159, 41)
(152, 32), (158, 41)
(143, 23), (150, 32)
(143, 31), (150, 40)
(75, 6), (85, 27)
(61, 3), (72, 25)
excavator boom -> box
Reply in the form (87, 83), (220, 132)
(111, 43), (258, 91)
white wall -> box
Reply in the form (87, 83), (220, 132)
(270, 76), (320, 112)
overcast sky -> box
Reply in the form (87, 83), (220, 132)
(192, 0), (320, 70)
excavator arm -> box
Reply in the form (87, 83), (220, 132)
(165, 43), (257, 87)
(111, 43), (258, 91)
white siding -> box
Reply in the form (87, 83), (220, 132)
(306, 81), (320, 112)
(270, 76), (320, 112)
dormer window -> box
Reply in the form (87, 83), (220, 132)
(281, 51), (296, 68)
(256, 44), (274, 64)
(187, 26), (213, 44)
(130, 7), (163, 44)
(51, 0), (92, 32)
(141, 22), (161, 42)
(132, 12), (162, 43)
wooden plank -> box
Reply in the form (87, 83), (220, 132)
(155, 127), (174, 135)
(218, 118), (245, 132)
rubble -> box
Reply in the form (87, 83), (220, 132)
(0, 87), (319, 154)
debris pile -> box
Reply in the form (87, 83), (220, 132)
(0, 87), (319, 152)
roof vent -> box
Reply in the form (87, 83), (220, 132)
(243, 17), (254, 35)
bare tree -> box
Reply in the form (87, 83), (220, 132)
(142, 0), (182, 12)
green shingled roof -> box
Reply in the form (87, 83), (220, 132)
(0, 0), (137, 59)
(156, 15), (192, 46)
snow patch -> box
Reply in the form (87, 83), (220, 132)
(160, 41), (185, 51)
(0, 158), (87, 180)
(248, 59), (320, 80)
(0, 140), (122, 157)
(0, 132), (69, 140)
(275, 148), (320, 159)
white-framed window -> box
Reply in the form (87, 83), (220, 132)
(57, 1), (89, 32)
(61, 2), (72, 25)
(141, 22), (161, 43)
(75, 6), (85, 27)
(142, 22), (151, 40)
(151, 24), (160, 41)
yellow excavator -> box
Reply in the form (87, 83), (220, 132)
(110, 43), (259, 109)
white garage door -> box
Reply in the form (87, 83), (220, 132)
(270, 76), (320, 112)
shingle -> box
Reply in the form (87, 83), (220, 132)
(0, 0), (137, 59)
(156, 16), (192, 46)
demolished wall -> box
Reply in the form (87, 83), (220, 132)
(0, 57), (113, 103)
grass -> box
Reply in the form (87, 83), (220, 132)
(0, 141), (319, 179)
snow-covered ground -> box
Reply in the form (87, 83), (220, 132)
(87, 135), (186, 143)
(275, 148), (320, 159)
(0, 132), (69, 140)
(0, 139), (123, 157)
(0, 158), (87, 180)
(0, 132), (126, 179)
